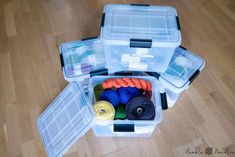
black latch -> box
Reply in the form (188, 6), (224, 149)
(160, 92), (168, 110)
(130, 39), (152, 48)
(59, 54), (64, 68)
(179, 45), (187, 50)
(90, 68), (108, 77)
(114, 71), (133, 76)
(145, 72), (160, 80)
(100, 13), (105, 27)
(176, 16), (181, 30)
(130, 3), (150, 7)
(114, 124), (135, 132)
(81, 36), (98, 41)
(188, 69), (200, 85)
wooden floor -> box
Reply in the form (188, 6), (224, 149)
(0, 0), (235, 157)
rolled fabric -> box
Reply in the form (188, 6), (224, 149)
(100, 89), (120, 107)
(126, 96), (155, 120)
(93, 101), (115, 120)
(117, 87), (141, 104)
(102, 78), (152, 91)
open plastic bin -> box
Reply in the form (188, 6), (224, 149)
(100, 4), (181, 73)
(37, 76), (165, 157)
(141, 46), (205, 107)
(59, 37), (107, 90)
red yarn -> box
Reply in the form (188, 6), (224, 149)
(102, 78), (152, 91)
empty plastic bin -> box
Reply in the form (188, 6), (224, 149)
(100, 4), (182, 73)
(141, 46), (205, 107)
(59, 37), (107, 90)
(37, 76), (165, 157)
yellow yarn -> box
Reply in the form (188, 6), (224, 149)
(93, 101), (115, 120)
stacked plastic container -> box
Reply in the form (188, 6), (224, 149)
(37, 4), (205, 157)
(100, 4), (181, 73)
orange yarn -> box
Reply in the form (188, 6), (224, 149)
(102, 78), (152, 91)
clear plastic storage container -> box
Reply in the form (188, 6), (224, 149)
(37, 76), (165, 157)
(141, 46), (205, 107)
(100, 4), (181, 73)
(59, 37), (107, 90)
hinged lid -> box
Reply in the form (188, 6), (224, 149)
(60, 37), (106, 82)
(147, 46), (205, 93)
(37, 82), (94, 157)
(101, 4), (181, 47)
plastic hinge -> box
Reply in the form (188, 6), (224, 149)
(145, 72), (160, 80)
(130, 3), (150, 6)
(100, 13), (105, 27)
(188, 69), (200, 85)
(59, 54), (64, 68)
(176, 16), (181, 30)
(160, 92), (168, 110)
(90, 68), (108, 77)
(81, 36), (98, 41)
(113, 124), (135, 132)
(179, 45), (187, 50)
(130, 39), (152, 48)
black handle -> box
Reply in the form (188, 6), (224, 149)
(160, 92), (168, 110)
(100, 13), (105, 27)
(130, 39), (152, 48)
(188, 69), (200, 85)
(130, 3), (150, 7)
(176, 16), (181, 30)
(145, 72), (160, 80)
(114, 124), (135, 132)
(81, 36), (98, 41)
(90, 68), (108, 77)
(179, 45), (187, 50)
(114, 71), (133, 76)
(59, 54), (64, 69)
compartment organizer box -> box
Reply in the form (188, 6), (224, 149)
(37, 3), (205, 157)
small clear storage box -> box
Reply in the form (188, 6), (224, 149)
(142, 46), (205, 107)
(59, 37), (107, 90)
(37, 76), (164, 157)
(100, 4), (182, 73)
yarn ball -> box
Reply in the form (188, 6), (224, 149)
(126, 96), (155, 120)
(100, 89), (120, 107)
(93, 101), (115, 120)
(117, 87), (141, 104)
(114, 105), (126, 120)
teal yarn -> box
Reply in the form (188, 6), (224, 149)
(100, 90), (120, 107)
(117, 87), (141, 104)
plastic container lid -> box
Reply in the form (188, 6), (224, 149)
(60, 37), (106, 82)
(101, 4), (181, 47)
(159, 46), (205, 92)
(37, 82), (94, 157)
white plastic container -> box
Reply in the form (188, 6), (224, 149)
(100, 4), (182, 73)
(37, 76), (165, 157)
(140, 46), (205, 107)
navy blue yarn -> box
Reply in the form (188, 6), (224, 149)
(100, 90), (120, 107)
(117, 87), (141, 104)
(126, 96), (155, 120)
